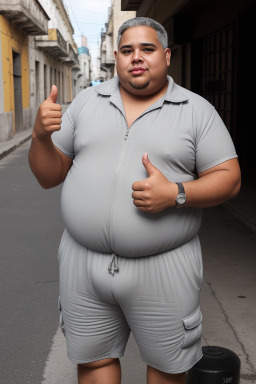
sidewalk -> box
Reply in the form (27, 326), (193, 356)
(0, 128), (33, 161)
(0, 103), (70, 161)
(223, 175), (256, 235)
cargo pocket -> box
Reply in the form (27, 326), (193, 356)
(58, 296), (65, 336)
(182, 307), (202, 348)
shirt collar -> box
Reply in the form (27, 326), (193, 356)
(164, 76), (189, 103)
(94, 75), (189, 103)
(94, 76), (120, 96)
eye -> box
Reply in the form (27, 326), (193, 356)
(122, 49), (133, 54)
(143, 48), (154, 52)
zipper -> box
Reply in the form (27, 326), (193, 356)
(108, 123), (130, 250)
(107, 97), (165, 250)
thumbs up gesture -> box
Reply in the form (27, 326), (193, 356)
(33, 85), (62, 140)
(132, 153), (177, 212)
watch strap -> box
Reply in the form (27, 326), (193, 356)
(175, 182), (187, 207)
(176, 182), (185, 195)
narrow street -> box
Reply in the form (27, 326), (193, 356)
(0, 141), (255, 384)
(0, 142), (63, 384)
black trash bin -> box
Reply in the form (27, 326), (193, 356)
(186, 346), (241, 384)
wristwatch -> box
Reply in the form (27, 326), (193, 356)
(175, 182), (187, 208)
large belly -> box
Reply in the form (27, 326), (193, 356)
(61, 152), (202, 257)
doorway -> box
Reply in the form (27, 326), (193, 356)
(12, 51), (23, 133)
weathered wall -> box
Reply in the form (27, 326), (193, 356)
(0, 15), (30, 140)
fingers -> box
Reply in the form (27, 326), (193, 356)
(40, 103), (62, 114)
(132, 189), (153, 211)
(47, 103), (62, 111)
(133, 199), (147, 208)
(33, 87), (62, 140)
(42, 118), (62, 126)
(45, 110), (62, 118)
(132, 181), (151, 210)
(142, 152), (158, 177)
(132, 180), (149, 191)
(133, 198), (155, 212)
(38, 103), (62, 132)
(43, 125), (62, 134)
(132, 190), (145, 200)
(47, 85), (58, 103)
(41, 116), (62, 133)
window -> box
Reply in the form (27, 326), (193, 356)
(202, 26), (234, 132)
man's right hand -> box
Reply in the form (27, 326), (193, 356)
(33, 85), (62, 140)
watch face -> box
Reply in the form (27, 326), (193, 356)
(176, 193), (186, 205)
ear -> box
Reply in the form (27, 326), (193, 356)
(165, 48), (171, 67)
(114, 51), (117, 59)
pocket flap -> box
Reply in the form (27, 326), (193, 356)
(183, 307), (202, 330)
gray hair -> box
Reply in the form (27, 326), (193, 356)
(117, 17), (168, 49)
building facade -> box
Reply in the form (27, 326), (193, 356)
(30, 0), (80, 129)
(99, 0), (135, 81)
(78, 36), (91, 91)
(121, 0), (255, 175)
(0, 0), (48, 141)
(0, 0), (81, 143)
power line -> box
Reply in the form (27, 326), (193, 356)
(68, 6), (107, 15)
(70, 21), (106, 25)
(66, 0), (82, 36)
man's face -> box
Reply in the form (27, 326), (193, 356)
(114, 25), (171, 96)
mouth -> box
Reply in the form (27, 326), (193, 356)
(130, 67), (147, 76)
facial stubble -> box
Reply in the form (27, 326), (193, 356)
(128, 81), (150, 90)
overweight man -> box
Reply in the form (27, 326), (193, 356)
(29, 17), (241, 384)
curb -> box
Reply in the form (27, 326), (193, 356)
(0, 130), (32, 161)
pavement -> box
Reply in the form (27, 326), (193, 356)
(1, 122), (255, 384)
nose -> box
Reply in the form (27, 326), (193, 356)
(131, 49), (144, 64)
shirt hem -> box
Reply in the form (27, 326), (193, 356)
(52, 139), (75, 159)
(197, 153), (237, 173)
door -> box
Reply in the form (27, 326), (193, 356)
(13, 51), (23, 133)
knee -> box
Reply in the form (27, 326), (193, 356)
(79, 357), (119, 369)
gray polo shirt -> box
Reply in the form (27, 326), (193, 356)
(52, 75), (237, 257)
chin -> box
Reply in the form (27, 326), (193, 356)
(128, 80), (150, 90)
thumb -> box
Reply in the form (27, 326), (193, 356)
(47, 85), (58, 103)
(142, 153), (158, 176)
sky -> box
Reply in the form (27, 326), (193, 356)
(63, 0), (112, 74)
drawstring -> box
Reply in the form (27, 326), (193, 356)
(108, 254), (119, 275)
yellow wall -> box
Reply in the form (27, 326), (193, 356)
(0, 15), (30, 113)
(48, 28), (57, 41)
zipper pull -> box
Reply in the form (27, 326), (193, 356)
(124, 131), (129, 140)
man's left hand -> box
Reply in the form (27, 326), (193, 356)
(132, 153), (177, 213)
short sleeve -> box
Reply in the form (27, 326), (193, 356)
(196, 108), (237, 173)
(51, 103), (75, 159)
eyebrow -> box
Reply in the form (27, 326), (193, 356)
(119, 43), (157, 50)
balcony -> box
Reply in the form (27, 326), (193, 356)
(35, 28), (68, 59)
(121, 0), (142, 11)
(101, 57), (115, 67)
(0, 0), (49, 35)
(63, 43), (79, 66)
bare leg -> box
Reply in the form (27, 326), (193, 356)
(147, 365), (186, 384)
(78, 358), (121, 384)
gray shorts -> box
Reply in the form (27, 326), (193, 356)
(58, 229), (203, 373)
